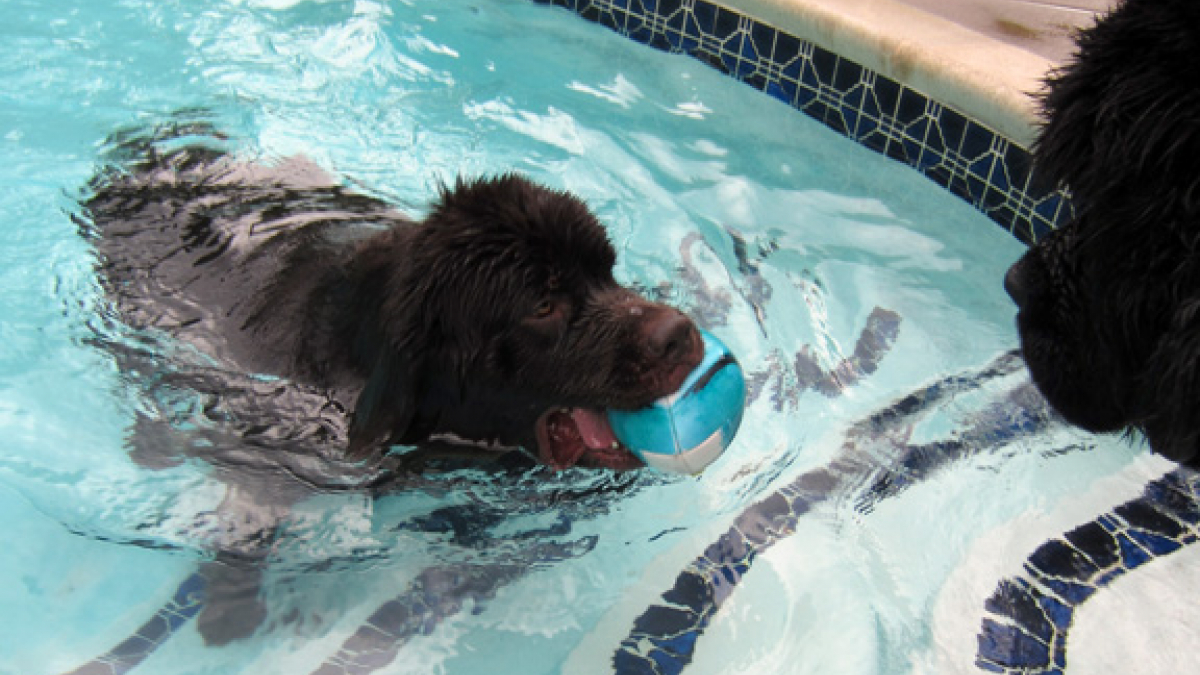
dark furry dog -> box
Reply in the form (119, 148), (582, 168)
(82, 123), (703, 474)
(1005, 0), (1200, 465)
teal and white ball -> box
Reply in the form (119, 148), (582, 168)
(608, 330), (746, 474)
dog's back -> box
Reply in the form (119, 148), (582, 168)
(83, 144), (409, 384)
(81, 139), (426, 482)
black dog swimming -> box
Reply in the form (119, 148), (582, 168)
(81, 122), (703, 476)
(74, 119), (710, 647)
(1004, 0), (1200, 466)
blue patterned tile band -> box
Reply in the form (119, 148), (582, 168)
(63, 572), (207, 675)
(977, 469), (1200, 674)
(530, 0), (1073, 244)
(311, 564), (528, 675)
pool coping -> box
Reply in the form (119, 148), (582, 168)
(532, 0), (1078, 245)
(718, 0), (1054, 149)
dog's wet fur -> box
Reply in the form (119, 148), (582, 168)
(82, 124), (703, 475)
(1005, 0), (1200, 465)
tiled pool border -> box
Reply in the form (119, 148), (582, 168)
(530, 0), (1074, 245)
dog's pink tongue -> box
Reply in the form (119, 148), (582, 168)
(570, 407), (618, 449)
(537, 407), (620, 470)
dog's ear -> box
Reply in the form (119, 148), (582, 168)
(340, 233), (432, 462)
(346, 347), (419, 462)
(1137, 299), (1200, 465)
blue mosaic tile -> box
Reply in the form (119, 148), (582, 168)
(1039, 596), (1073, 633)
(61, 572), (208, 675)
(1127, 528), (1183, 557)
(1116, 500), (1188, 538)
(530, 0), (1073, 245)
(977, 468), (1200, 673)
(977, 619), (1052, 668)
(1025, 539), (1100, 579)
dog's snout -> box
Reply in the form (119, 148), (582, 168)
(1004, 255), (1031, 307)
(646, 309), (699, 363)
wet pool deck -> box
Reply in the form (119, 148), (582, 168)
(730, 0), (1116, 147)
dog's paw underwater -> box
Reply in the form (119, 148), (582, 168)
(1006, 0), (1200, 466)
(81, 120), (725, 477)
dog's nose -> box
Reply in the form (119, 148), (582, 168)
(647, 310), (699, 363)
(1004, 256), (1030, 307)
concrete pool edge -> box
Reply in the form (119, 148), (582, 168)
(715, 0), (1053, 149)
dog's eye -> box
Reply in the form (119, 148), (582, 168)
(533, 299), (555, 318)
(523, 297), (568, 337)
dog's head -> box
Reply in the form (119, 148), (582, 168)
(1006, 0), (1200, 465)
(1006, 210), (1200, 465)
(347, 174), (703, 470)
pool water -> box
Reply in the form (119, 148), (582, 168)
(0, 1), (1171, 674)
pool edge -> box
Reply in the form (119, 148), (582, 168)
(714, 0), (1053, 149)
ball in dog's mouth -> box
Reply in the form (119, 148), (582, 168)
(535, 327), (705, 471)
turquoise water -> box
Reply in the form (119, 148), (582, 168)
(0, 1), (1142, 674)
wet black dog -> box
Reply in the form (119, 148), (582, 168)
(82, 123), (703, 474)
(1005, 0), (1200, 465)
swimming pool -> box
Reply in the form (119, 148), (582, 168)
(0, 1), (1192, 674)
